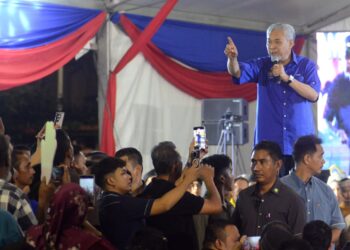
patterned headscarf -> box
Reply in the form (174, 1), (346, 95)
(27, 183), (104, 249)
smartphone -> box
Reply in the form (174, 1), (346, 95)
(53, 112), (65, 128)
(79, 175), (95, 205)
(193, 126), (206, 150)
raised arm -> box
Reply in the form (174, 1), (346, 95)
(150, 164), (200, 215)
(225, 36), (241, 78)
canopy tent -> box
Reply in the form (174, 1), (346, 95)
(1, 0), (350, 174)
(0, 1), (106, 90)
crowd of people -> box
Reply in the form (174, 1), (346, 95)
(0, 118), (350, 250)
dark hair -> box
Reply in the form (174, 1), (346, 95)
(0, 134), (10, 168)
(53, 129), (72, 166)
(293, 135), (322, 163)
(115, 147), (143, 167)
(127, 227), (168, 250)
(302, 220), (332, 250)
(201, 154), (232, 184)
(11, 145), (30, 170)
(85, 151), (108, 168)
(253, 141), (283, 161)
(278, 238), (312, 250)
(73, 145), (82, 157)
(91, 157), (126, 189)
(260, 221), (293, 250)
(151, 141), (181, 176)
(203, 219), (235, 249)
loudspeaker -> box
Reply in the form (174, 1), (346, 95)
(202, 98), (248, 122)
(203, 121), (249, 145)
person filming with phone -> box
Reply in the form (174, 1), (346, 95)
(140, 141), (221, 250)
(224, 23), (321, 176)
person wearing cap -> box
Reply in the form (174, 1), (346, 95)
(324, 35), (350, 148)
(225, 23), (321, 177)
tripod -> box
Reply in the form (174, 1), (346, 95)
(216, 115), (235, 174)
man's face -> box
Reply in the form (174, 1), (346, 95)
(108, 167), (132, 195)
(221, 225), (241, 250)
(251, 149), (281, 186)
(266, 29), (294, 62)
(221, 165), (234, 193)
(340, 180), (350, 202)
(15, 152), (35, 186)
(307, 144), (325, 175)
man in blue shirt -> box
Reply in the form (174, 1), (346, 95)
(281, 135), (345, 244)
(224, 23), (321, 176)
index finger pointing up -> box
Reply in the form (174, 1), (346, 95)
(227, 36), (234, 45)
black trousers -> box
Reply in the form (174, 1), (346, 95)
(279, 155), (295, 177)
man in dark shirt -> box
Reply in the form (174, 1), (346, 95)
(231, 141), (306, 236)
(140, 141), (222, 250)
(94, 156), (200, 250)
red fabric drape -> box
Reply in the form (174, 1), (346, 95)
(100, 0), (178, 155)
(0, 12), (106, 91)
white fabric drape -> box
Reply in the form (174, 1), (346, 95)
(107, 24), (256, 175)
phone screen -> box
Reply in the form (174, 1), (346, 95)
(79, 175), (95, 193)
(79, 175), (95, 205)
(193, 126), (206, 150)
(53, 112), (65, 128)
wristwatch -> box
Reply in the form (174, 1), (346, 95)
(286, 75), (294, 85)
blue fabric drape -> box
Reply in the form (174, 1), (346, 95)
(111, 13), (267, 72)
(0, 1), (102, 49)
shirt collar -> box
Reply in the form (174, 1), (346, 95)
(250, 179), (283, 197)
(290, 171), (313, 187)
(290, 50), (299, 65)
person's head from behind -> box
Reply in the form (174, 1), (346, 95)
(92, 157), (131, 194)
(151, 141), (182, 183)
(260, 220), (293, 250)
(11, 145), (35, 189)
(202, 219), (241, 250)
(278, 238), (312, 250)
(115, 147), (143, 192)
(0, 134), (11, 179)
(339, 178), (350, 204)
(302, 220), (332, 250)
(293, 135), (325, 176)
(202, 154), (233, 196)
(266, 23), (295, 63)
(233, 175), (249, 201)
(54, 129), (73, 167)
(251, 141), (283, 187)
(128, 227), (168, 250)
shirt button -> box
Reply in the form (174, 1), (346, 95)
(283, 102), (286, 106)
(261, 199), (264, 202)
(283, 115), (286, 118)
(259, 213), (262, 216)
(258, 226), (261, 229)
(283, 127), (286, 130)
(307, 199), (310, 202)
(308, 212), (311, 215)
(283, 90), (286, 94)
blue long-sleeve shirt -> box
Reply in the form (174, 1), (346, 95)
(232, 51), (321, 154)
